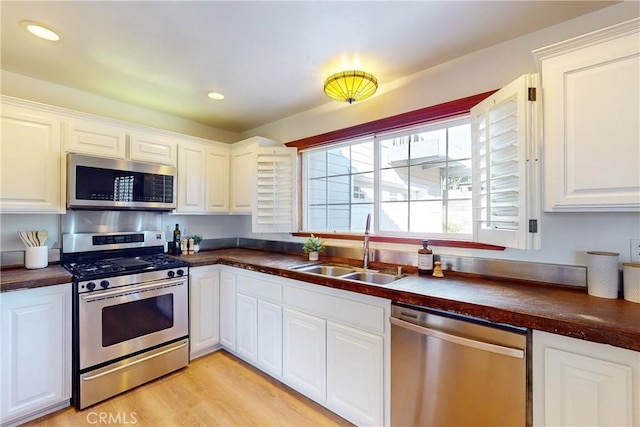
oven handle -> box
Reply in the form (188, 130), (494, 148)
(80, 277), (187, 302)
(81, 340), (188, 381)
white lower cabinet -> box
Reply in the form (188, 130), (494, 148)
(282, 308), (327, 402)
(0, 284), (72, 426)
(189, 266), (220, 359)
(219, 267), (390, 426)
(219, 269), (236, 351)
(533, 330), (640, 427)
(236, 293), (259, 364)
(257, 300), (282, 378)
(327, 321), (383, 426)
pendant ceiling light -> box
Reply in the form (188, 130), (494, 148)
(323, 70), (378, 104)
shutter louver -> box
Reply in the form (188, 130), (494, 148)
(472, 74), (540, 250)
(253, 147), (297, 233)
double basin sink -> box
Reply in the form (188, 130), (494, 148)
(292, 263), (403, 286)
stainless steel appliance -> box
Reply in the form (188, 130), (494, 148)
(62, 228), (190, 410)
(67, 153), (176, 210)
(391, 302), (528, 426)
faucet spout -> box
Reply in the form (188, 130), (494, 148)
(363, 213), (371, 269)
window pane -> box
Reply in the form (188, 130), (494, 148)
(381, 167), (409, 201)
(380, 137), (408, 169)
(352, 172), (374, 203)
(446, 160), (472, 200)
(306, 151), (326, 179)
(410, 163), (446, 200)
(327, 147), (350, 176)
(327, 175), (350, 204)
(351, 141), (374, 173)
(409, 128), (446, 163)
(307, 178), (327, 205)
(409, 201), (444, 233)
(307, 206), (327, 231)
(327, 205), (350, 231)
(448, 123), (471, 160)
(380, 201), (408, 232)
(447, 199), (472, 234)
(352, 205), (373, 232)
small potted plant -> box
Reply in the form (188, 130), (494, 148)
(191, 235), (203, 253)
(302, 234), (324, 261)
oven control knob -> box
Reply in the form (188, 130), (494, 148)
(87, 282), (96, 291)
(177, 269), (185, 277)
(100, 280), (110, 289)
(167, 270), (175, 278)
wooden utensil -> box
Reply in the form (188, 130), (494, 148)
(18, 231), (31, 247)
(37, 230), (48, 246)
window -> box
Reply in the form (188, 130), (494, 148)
(302, 117), (472, 238)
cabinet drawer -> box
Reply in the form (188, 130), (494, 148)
(283, 285), (385, 335)
(236, 274), (282, 303)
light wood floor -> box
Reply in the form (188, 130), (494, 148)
(25, 350), (352, 427)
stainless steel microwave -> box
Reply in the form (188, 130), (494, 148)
(67, 153), (177, 211)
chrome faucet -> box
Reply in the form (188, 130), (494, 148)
(363, 213), (371, 270)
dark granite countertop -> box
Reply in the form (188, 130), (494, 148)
(3, 248), (639, 352)
(1, 264), (73, 292)
(185, 248), (640, 352)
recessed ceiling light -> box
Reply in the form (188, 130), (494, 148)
(207, 92), (225, 101)
(21, 21), (60, 41)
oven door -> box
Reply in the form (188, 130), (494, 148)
(78, 276), (188, 370)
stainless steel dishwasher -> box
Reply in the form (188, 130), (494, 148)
(391, 302), (528, 427)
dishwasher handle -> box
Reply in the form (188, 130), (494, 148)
(390, 316), (524, 359)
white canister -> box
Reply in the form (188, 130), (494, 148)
(622, 263), (640, 303)
(25, 246), (48, 269)
(586, 251), (619, 299)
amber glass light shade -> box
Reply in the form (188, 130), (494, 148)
(323, 70), (378, 104)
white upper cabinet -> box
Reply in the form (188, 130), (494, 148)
(0, 100), (65, 213)
(64, 117), (127, 158)
(128, 132), (178, 166)
(471, 74), (541, 250)
(534, 18), (640, 212)
(176, 141), (229, 214)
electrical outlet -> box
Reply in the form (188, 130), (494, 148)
(631, 239), (640, 263)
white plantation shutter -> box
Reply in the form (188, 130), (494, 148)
(471, 74), (540, 250)
(252, 146), (298, 233)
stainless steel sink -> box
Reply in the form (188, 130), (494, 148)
(340, 271), (400, 285)
(293, 264), (356, 276)
(292, 263), (403, 285)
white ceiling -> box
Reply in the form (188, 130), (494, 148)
(1, 1), (616, 133)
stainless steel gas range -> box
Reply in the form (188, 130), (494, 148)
(62, 219), (190, 410)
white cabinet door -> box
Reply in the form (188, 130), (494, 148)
(177, 142), (206, 213)
(282, 308), (326, 402)
(236, 293), (258, 364)
(327, 321), (383, 427)
(206, 145), (230, 213)
(533, 330), (640, 427)
(219, 269), (237, 351)
(0, 103), (64, 213)
(189, 266), (220, 359)
(128, 132), (178, 166)
(64, 117), (127, 158)
(230, 142), (257, 214)
(534, 19), (640, 211)
(257, 300), (282, 378)
(0, 284), (71, 426)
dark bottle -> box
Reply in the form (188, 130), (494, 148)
(173, 224), (181, 254)
(418, 240), (434, 275)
